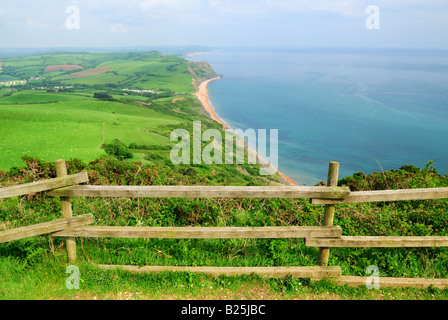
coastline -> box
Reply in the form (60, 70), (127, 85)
(193, 78), (299, 186)
(181, 52), (205, 58)
(194, 76), (230, 130)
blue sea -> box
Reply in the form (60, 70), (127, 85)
(186, 47), (448, 185)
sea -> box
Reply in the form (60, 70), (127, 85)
(186, 47), (448, 186)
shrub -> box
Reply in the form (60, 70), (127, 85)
(102, 139), (133, 160)
(93, 92), (113, 100)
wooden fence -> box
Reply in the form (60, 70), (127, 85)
(1, 159), (448, 289)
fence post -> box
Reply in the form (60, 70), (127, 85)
(318, 161), (339, 266)
(55, 159), (77, 263)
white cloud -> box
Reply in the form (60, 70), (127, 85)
(205, 0), (448, 18)
(0, 0), (446, 48)
(265, 0), (365, 16)
(203, 0), (365, 17)
(25, 18), (49, 30)
(140, 0), (200, 11)
(110, 23), (129, 34)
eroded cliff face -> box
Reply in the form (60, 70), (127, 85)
(188, 60), (219, 89)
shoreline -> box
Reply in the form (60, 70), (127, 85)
(193, 77), (299, 186)
(181, 52), (205, 58)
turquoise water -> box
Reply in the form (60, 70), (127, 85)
(187, 48), (448, 185)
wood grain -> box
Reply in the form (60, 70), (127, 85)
(53, 225), (342, 239)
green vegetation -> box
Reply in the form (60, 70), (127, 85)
(0, 51), (224, 175)
(93, 92), (113, 100)
(0, 158), (447, 299)
(0, 51), (205, 93)
(102, 139), (133, 160)
(0, 51), (447, 300)
(188, 61), (219, 88)
(0, 97), (185, 170)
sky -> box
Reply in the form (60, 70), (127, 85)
(0, 0), (447, 49)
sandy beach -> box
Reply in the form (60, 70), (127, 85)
(181, 52), (205, 58)
(194, 78), (299, 186)
(194, 77), (230, 129)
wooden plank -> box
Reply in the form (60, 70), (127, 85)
(48, 185), (350, 199)
(0, 172), (89, 199)
(306, 236), (448, 248)
(55, 159), (77, 262)
(311, 187), (448, 205)
(53, 225), (342, 239)
(98, 264), (342, 279)
(0, 214), (94, 244)
(323, 276), (448, 289)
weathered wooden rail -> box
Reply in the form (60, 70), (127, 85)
(52, 225), (342, 239)
(0, 171), (88, 199)
(48, 185), (350, 199)
(1, 159), (448, 289)
(0, 214), (93, 244)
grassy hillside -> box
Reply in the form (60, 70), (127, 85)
(0, 51), (282, 186)
(0, 97), (183, 169)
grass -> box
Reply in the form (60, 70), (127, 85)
(1, 159), (448, 300)
(0, 97), (184, 170)
(0, 50), (218, 171)
(0, 242), (447, 300)
(0, 90), (92, 104)
(1, 51), (447, 301)
(1, 51), (197, 93)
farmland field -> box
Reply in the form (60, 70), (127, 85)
(0, 51), (198, 93)
(71, 66), (110, 78)
(44, 65), (83, 72)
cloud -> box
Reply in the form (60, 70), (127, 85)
(204, 0), (448, 18)
(203, 0), (364, 17)
(109, 23), (129, 34)
(140, 0), (200, 11)
(25, 18), (49, 30)
(0, 0), (446, 48)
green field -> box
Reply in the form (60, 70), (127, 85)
(0, 90), (91, 104)
(0, 95), (184, 170)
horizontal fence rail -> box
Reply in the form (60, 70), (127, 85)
(0, 214), (93, 244)
(98, 265), (343, 279)
(0, 172), (89, 199)
(332, 276), (448, 289)
(306, 236), (448, 248)
(47, 185), (350, 199)
(52, 225), (342, 239)
(311, 187), (448, 204)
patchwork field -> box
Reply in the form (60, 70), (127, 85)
(71, 66), (110, 78)
(44, 64), (83, 72)
(0, 51), (202, 93)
